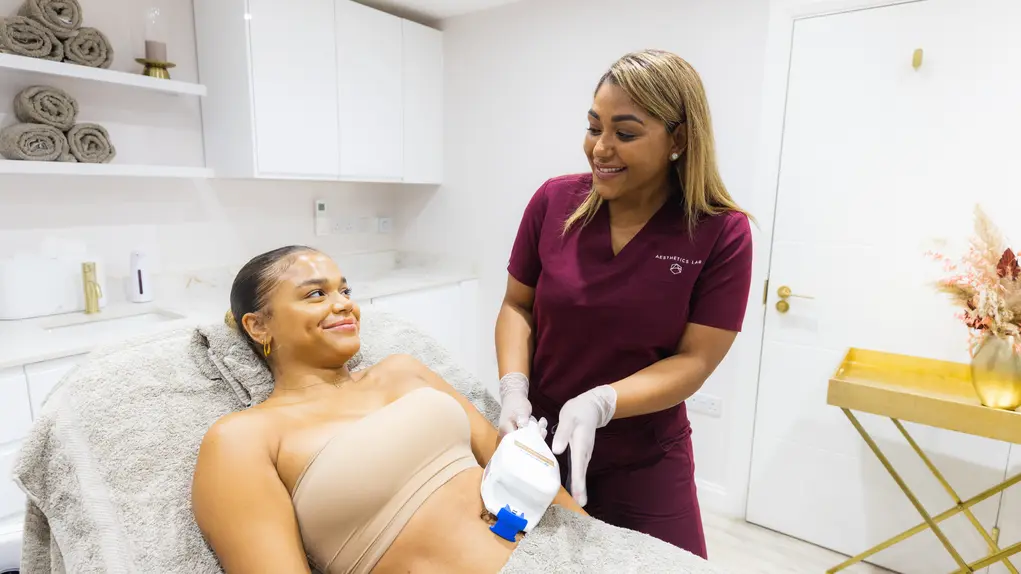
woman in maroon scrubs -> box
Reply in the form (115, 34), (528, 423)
(495, 50), (753, 558)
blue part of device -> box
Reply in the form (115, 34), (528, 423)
(490, 506), (528, 542)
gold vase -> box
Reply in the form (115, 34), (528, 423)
(970, 335), (1021, 410)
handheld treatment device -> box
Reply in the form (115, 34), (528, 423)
(480, 419), (561, 541)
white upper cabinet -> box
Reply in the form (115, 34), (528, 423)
(194, 0), (443, 183)
(336, 0), (403, 181)
(402, 19), (444, 184)
(249, 0), (341, 178)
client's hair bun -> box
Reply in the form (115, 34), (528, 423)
(224, 310), (238, 329)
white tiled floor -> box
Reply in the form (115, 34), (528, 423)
(705, 512), (895, 573)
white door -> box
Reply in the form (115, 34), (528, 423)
(335, 0), (404, 181)
(747, 1), (1021, 572)
(401, 19), (444, 184)
(249, 0), (341, 178)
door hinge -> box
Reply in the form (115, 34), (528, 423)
(762, 278), (769, 305)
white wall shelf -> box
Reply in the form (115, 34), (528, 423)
(0, 54), (207, 97)
(0, 161), (213, 178)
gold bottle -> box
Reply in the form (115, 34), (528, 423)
(82, 262), (103, 315)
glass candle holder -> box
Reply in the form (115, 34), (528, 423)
(143, 0), (169, 62)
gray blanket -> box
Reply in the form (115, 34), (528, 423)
(0, 15), (62, 61)
(0, 122), (74, 162)
(66, 123), (115, 163)
(62, 26), (112, 68)
(14, 85), (79, 130)
(19, 0), (81, 41)
(13, 309), (723, 573)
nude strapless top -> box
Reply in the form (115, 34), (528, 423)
(290, 387), (477, 574)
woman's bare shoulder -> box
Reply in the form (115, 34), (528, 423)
(201, 408), (277, 455)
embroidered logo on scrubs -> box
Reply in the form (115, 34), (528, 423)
(655, 255), (703, 265)
(670, 263), (683, 275)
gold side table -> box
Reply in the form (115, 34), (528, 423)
(827, 348), (1021, 574)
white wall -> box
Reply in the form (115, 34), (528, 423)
(0, 177), (402, 281)
(0, 0), (406, 294)
(402, 0), (772, 515)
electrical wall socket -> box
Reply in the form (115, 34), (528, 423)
(688, 392), (723, 418)
(377, 217), (393, 234)
(331, 217), (357, 234)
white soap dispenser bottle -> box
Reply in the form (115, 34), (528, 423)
(128, 251), (153, 303)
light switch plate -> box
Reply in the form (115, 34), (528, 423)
(688, 392), (723, 418)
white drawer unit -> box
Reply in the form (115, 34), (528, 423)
(370, 280), (480, 376)
(24, 355), (86, 418)
(0, 367), (31, 571)
(0, 368), (31, 444)
(0, 444), (25, 527)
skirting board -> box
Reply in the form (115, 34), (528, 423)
(696, 479), (730, 515)
(0, 526), (21, 571)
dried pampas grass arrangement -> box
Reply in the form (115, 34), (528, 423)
(927, 205), (1021, 356)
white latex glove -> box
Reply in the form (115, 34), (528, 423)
(498, 372), (533, 437)
(531, 416), (549, 440)
(550, 385), (617, 507)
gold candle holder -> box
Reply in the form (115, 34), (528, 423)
(136, 58), (176, 80)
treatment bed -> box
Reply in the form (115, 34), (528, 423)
(12, 308), (729, 573)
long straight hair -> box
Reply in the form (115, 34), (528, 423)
(564, 50), (752, 235)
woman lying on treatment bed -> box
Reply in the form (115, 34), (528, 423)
(191, 245), (588, 574)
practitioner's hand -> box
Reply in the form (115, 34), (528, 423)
(497, 372), (533, 438)
(550, 385), (617, 507)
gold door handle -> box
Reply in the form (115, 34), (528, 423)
(776, 285), (813, 313)
(777, 285), (814, 300)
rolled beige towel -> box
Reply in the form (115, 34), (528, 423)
(63, 26), (112, 68)
(19, 0), (82, 40)
(14, 85), (79, 131)
(0, 123), (75, 162)
(67, 123), (115, 163)
(0, 16), (63, 61)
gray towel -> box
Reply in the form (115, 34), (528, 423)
(14, 85), (79, 130)
(66, 123), (115, 163)
(62, 26), (112, 68)
(0, 15), (63, 61)
(12, 309), (499, 573)
(13, 309), (723, 573)
(19, 0), (81, 41)
(0, 122), (74, 162)
(501, 506), (727, 574)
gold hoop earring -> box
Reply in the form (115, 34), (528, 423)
(263, 339), (272, 357)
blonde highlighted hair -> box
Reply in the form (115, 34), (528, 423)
(564, 50), (751, 234)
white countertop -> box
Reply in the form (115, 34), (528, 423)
(0, 266), (476, 370)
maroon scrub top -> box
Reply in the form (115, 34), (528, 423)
(507, 173), (753, 474)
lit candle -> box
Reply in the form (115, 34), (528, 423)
(145, 40), (167, 62)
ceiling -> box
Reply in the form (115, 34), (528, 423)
(355, 0), (521, 24)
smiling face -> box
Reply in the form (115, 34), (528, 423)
(584, 81), (684, 202)
(241, 251), (361, 371)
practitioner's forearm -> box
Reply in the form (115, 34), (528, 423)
(496, 299), (534, 379)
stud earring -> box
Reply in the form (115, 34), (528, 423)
(670, 153), (680, 161)
(263, 338), (272, 357)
